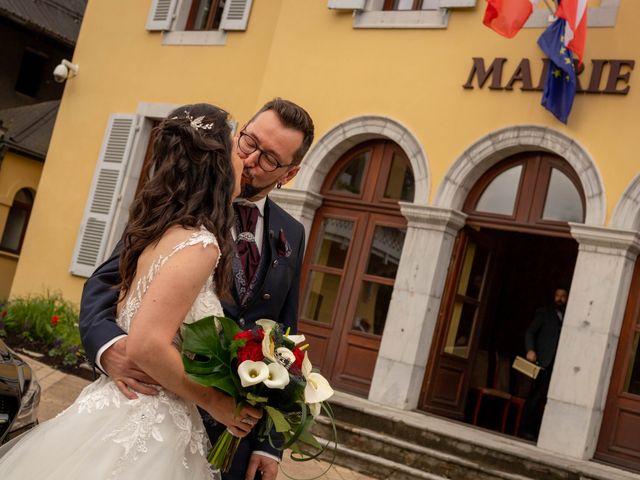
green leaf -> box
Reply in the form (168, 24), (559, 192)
(182, 316), (222, 355)
(295, 427), (322, 449)
(187, 373), (239, 398)
(246, 392), (268, 404)
(264, 406), (291, 433)
(217, 315), (242, 345)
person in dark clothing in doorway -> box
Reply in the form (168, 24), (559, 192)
(520, 286), (569, 441)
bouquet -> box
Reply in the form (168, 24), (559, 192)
(181, 316), (335, 472)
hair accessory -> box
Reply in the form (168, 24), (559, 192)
(171, 110), (215, 131)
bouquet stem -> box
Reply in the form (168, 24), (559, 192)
(207, 428), (241, 472)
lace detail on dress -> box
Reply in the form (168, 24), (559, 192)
(96, 226), (221, 478)
(117, 226), (220, 333)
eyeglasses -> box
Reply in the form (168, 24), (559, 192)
(237, 130), (291, 172)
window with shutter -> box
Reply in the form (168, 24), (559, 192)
(70, 115), (137, 277)
(147, 0), (253, 45)
(146, 0), (179, 31)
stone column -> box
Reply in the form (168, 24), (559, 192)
(368, 204), (466, 409)
(268, 188), (323, 241)
(538, 224), (640, 459)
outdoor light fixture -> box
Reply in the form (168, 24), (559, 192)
(53, 59), (79, 83)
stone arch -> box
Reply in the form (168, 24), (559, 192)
(433, 125), (605, 226)
(611, 174), (640, 231)
(295, 115), (429, 203)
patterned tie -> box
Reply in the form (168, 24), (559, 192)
(234, 203), (261, 283)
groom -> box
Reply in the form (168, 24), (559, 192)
(79, 98), (314, 480)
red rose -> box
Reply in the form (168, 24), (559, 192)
(292, 347), (305, 370)
(237, 341), (263, 363)
(51, 315), (60, 327)
(234, 330), (253, 341)
(1, 310), (7, 318)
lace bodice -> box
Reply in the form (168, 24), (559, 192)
(116, 226), (225, 344)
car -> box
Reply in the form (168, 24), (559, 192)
(0, 338), (41, 444)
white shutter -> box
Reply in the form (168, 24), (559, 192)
(328, 0), (366, 9)
(438, 0), (476, 7)
(146, 0), (178, 31)
(70, 115), (137, 277)
(219, 0), (253, 31)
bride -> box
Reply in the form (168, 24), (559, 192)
(0, 104), (261, 479)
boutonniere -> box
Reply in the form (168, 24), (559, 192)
(276, 229), (292, 258)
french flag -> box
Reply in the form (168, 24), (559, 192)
(556, 0), (588, 65)
(483, 0), (540, 38)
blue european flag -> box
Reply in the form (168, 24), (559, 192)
(537, 18), (576, 124)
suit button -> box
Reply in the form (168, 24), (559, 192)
(272, 259), (278, 267)
(262, 293), (271, 300)
(238, 317), (245, 326)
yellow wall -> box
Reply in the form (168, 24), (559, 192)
(0, 151), (42, 298)
(9, 0), (640, 301)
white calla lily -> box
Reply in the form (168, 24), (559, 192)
(237, 360), (269, 387)
(256, 319), (277, 362)
(274, 347), (296, 369)
(286, 334), (306, 345)
(301, 353), (334, 404)
(309, 402), (322, 418)
(263, 362), (290, 389)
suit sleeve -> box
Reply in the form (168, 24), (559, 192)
(524, 308), (544, 353)
(278, 225), (305, 335)
(79, 241), (125, 366)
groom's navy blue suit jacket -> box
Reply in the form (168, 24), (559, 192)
(79, 198), (305, 478)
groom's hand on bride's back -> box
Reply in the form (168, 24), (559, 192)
(102, 337), (160, 399)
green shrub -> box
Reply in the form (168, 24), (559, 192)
(0, 292), (84, 366)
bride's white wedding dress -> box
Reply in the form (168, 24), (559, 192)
(0, 228), (223, 479)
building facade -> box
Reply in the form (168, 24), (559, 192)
(9, 0), (640, 473)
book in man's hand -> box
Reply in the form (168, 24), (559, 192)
(512, 355), (542, 379)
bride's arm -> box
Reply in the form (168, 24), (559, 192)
(126, 238), (260, 437)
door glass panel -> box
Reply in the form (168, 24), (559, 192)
(456, 242), (490, 300)
(330, 151), (369, 195)
(542, 168), (584, 222)
(301, 271), (341, 324)
(352, 281), (394, 336)
(444, 301), (477, 359)
(476, 165), (522, 215)
(311, 218), (354, 269)
(366, 226), (406, 279)
(623, 332), (640, 395)
(384, 153), (415, 202)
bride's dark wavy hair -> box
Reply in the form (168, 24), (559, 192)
(118, 103), (235, 301)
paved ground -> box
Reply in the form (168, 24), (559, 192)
(25, 357), (374, 480)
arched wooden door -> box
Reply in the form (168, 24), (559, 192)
(299, 140), (414, 396)
(596, 257), (640, 470)
(420, 152), (585, 420)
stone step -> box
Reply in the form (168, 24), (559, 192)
(316, 392), (640, 480)
(313, 417), (536, 480)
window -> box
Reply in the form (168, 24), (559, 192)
(1, 189), (34, 254)
(464, 152), (585, 235)
(146, 0), (253, 45)
(15, 50), (48, 97)
(383, 0), (437, 10)
(186, 0), (226, 30)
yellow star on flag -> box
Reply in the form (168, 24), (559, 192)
(553, 69), (562, 78)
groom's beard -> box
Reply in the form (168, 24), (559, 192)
(239, 179), (278, 200)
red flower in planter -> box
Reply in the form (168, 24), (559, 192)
(1, 310), (7, 318)
(51, 315), (60, 327)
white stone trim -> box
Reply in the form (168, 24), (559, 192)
(369, 204), (466, 409)
(268, 188), (323, 241)
(524, 0), (620, 29)
(434, 125), (606, 226)
(539, 223), (640, 459)
(295, 115), (430, 203)
(353, 8), (449, 29)
(610, 173), (640, 231)
(162, 29), (227, 45)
